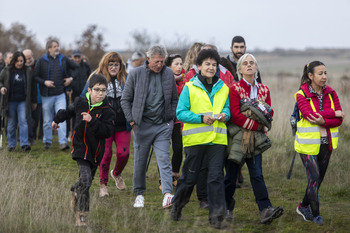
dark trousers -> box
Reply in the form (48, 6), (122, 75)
(71, 159), (97, 212)
(171, 123), (183, 173)
(172, 144), (226, 218)
(29, 103), (43, 142)
(225, 154), (271, 212)
(299, 144), (332, 217)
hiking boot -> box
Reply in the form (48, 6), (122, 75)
(170, 204), (182, 221)
(21, 145), (31, 152)
(75, 211), (87, 227)
(133, 195), (144, 208)
(8, 147), (15, 152)
(313, 216), (324, 226)
(296, 203), (313, 221)
(209, 216), (227, 229)
(71, 191), (78, 213)
(225, 210), (233, 222)
(200, 200), (209, 209)
(260, 206), (284, 224)
(110, 170), (126, 190)
(99, 184), (109, 197)
(162, 193), (174, 208)
(59, 143), (69, 150)
(44, 143), (52, 149)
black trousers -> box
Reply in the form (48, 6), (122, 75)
(171, 123), (183, 173)
(71, 159), (97, 212)
(172, 144), (226, 218)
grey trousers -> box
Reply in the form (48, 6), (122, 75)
(133, 120), (173, 196)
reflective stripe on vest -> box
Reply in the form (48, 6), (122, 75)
(182, 82), (228, 147)
(294, 90), (339, 155)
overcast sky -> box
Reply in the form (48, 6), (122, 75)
(1, 0), (349, 52)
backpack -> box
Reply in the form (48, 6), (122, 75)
(290, 89), (306, 136)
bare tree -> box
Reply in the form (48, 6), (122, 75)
(128, 29), (160, 52)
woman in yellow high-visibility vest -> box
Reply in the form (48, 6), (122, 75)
(295, 61), (344, 226)
(170, 49), (230, 229)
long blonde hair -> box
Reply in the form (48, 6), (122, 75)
(89, 52), (127, 85)
(183, 42), (205, 72)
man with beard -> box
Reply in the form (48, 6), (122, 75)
(227, 36), (262, 83)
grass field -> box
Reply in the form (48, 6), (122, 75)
(0, 71), (349, 232)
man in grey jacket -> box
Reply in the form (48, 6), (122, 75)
(121, 45), (178, 209)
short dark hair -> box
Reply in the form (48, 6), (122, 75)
(46, 39), (59, 50)
(196, 49), (220, 66)
(231, 36), (245, 46)
(88, 73), (108, 88)
(165, 54), (182, 67)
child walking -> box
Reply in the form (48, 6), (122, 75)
(52, 74), (115, 226)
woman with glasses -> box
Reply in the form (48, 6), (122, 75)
(82, 52), (131, 196)
(0, 51), (37, 152)
(164, 54), (185, 186)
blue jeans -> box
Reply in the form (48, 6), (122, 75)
(225, 154), (272, 211)
(42, 93), (67, 145)
(7, 101), (29, 147)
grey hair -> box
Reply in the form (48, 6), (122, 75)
(146, 45), (168, 58)
(46, 39), (59, 50)
(236, 53), (259, 80)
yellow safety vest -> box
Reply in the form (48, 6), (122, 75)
(294, 90), (339, 155)
(182, 82), (229, 147)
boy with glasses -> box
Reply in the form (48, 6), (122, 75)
(52, 74), (115, 226)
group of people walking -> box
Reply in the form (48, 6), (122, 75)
(0, 35), (344, 229)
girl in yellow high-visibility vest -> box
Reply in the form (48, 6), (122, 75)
(295, 61), (344, 226)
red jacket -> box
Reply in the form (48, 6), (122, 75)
(297, 83), (343, 150)
(183, 65), (235, 89)
(229, 79), (272, 131)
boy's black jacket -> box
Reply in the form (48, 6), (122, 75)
(54, 96), (115, 166)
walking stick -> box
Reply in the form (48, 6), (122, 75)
(0, 95), (4, 149)
(287, 150), (297, 179)
(67, 91), (73, 141)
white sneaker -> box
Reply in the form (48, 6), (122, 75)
(99, 185), (109, 197)
(110, 170), (126, 190)
(133, 195), (144, 208)
(162, 193), (174, 208)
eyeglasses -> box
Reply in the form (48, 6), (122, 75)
(92, 88), (107, 94)
(108, 63), (120, 68)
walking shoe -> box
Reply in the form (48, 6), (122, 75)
(163, 193), (174, 208)
(260, 206), (284, 224)
(75, 211), (87, 227)
(44, 143), (52, 149)
(225, 210), (233, 222)
(59, 143), (69, 150)
(313, 216), (324, 226)
(200, 200), (209, 209)
(170, 204), (182, 221)
(133, 195), (144, 208)
(99, 184), (109, 197)
(8, 147), (15, 152)
(21, 145), (31, 152)
(110, 170), (126, 190)
(71, 191), (78, 213)
(296, 203), (313, 221)
(209, 216), (227, 229)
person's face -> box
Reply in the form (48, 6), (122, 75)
(15, 56), (25, 69)
(73, 55), (82, 65)
(198, 58), (217, 79)
(23, 52), (34, 66)
(170, 58), (183, 75)
(48, 42), (60, 57)
(0, 53), (3, 63)
(107, 61), (120, 77)
(5, 53), (13, 65)
(238, 56), (257, 77)
(309, 65), (327, 89)
(230, 42), (246, 60)
(147, 54), (165, 73)
(88, 84), (107, 105)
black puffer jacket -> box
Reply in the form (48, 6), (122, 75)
(71, 61), (91, 98)
(34, 53), (78, 97)
(54, 95), (115, 166)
